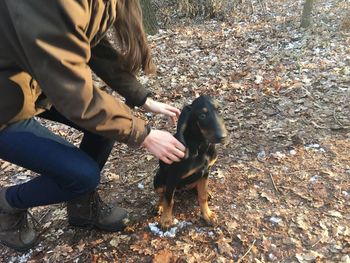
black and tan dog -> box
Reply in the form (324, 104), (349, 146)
(154, 95), (228, 229)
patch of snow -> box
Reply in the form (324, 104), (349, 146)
(305, 144), (326, 153)
(9, 250), (33, 263)
(148, 219), (192, 238)
(310, 175), (318, 182)
(305, 143), (320, 149)
(289, 149), (297, 155)
(270, 216), (282, 224)
(208, 231), (215, 237)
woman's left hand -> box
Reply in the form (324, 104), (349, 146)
(142, 98), (180, 124)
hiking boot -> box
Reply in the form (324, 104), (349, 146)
(0, 188), (37, 252)
(67, 191), (129, 232)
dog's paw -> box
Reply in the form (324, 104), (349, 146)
(203, 210), (218, 226)
(157, 205), (163, 216)
(151, 204), (163, 216)
(160, 215), (174, 230)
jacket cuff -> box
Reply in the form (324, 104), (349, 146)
(125, 88), (151, 108)
(126, 117), (151, 147)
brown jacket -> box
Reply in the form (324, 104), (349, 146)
(0, 0), (150, 146)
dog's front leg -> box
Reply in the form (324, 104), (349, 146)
(155, 187), (165, 215)
(160, 186), (176, 229)
(196, 178), (217, 225)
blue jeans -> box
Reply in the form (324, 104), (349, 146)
(0, 108), (115, 209)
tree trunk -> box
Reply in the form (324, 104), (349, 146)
(140, 0), (159, 35)
(178, 0), (215, 18)
(301, 0), (314, 28)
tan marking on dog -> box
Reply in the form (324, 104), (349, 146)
(180, 167), (201, 180)
(197, 178), (217, 225)
(183, 181), (199, 190)
(208, 155), (217, 167)
(155, 187), (165, 215)
(160, 196), (174, 229)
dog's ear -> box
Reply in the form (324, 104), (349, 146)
(175, 105), (192, 146)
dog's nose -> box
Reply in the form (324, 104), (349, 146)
(215, 133), (227, 143)
(218, 135), (227, 141)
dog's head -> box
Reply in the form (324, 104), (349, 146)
(189, 95), (228, 144)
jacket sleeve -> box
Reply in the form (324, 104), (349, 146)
(89, 37), (151, 108)
(5, 0), (148, 146)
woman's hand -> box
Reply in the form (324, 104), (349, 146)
(142, 98), (181, 124)
(142, 129), (186, 164)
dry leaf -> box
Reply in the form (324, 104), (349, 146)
(153, 249), (175, 263)
(217, 237), (234, 258)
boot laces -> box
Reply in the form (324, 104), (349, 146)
(5, 210), (38, 232)
(92, 193), (113, 216)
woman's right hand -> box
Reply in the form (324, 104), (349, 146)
(142, 129), (186, 164)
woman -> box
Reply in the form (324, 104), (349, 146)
(0, 0), (185, 251)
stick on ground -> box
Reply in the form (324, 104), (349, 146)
(237, 239), (256, 263)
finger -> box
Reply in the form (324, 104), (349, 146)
(163, 105), (181, 116)
(172, 147), (185, 158)
(163, 110), (177, 118)
(169, 152), (182, 162)
(160, 156), (173, 165)
(173, 140), (186, 152)
(168, 107), (181, 117)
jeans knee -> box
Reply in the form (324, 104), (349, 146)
(65, 161), (100, 194)
(81, 162), (100, 192)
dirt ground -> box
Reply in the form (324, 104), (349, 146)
(1, 0), (349, 262)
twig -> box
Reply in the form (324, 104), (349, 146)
(269, 173), (279, 194)
(126, 173), (153, 187)
(310, 121), (328, 129)
(38, 209), (51, 223)
(310, 237), (323, 248)
(237, 239), (256, 263)
(249, 0), (255, 15)
(27, 211), (40, 227)
(333, 109), (344, 127)
(332, 109), (350, 130)
(126, 165), (158, 187)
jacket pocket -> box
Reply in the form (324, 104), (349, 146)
(30, 77), (51, 111)
(6, 72), (41, 124)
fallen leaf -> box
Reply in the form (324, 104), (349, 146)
(328, 210), (342, 218)
(295, 251), (324, 262)
(153, 249), (175, 263)
(260, 191), (275, 203)
(217, 237), (234, 258)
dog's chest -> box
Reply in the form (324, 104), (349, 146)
(178, 146), (216, 187)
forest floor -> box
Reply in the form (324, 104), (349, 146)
(1, 0), (350, 262)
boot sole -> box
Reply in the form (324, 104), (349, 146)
(69, 218), (126, 232)
(0, 239), (36, 252)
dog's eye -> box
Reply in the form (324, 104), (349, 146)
(198, 113), (206, 120)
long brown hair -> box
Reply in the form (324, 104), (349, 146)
(114, 0), (156, 75)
